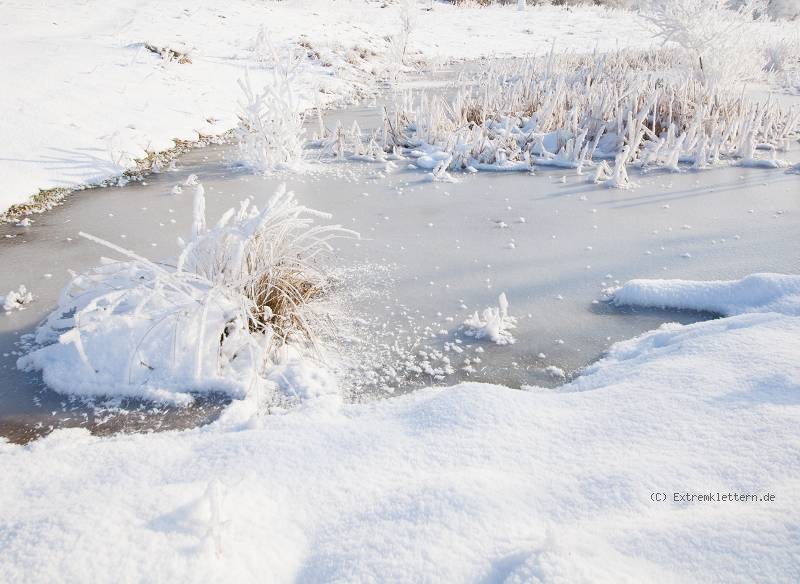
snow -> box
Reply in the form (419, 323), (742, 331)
(1, 285), (34, 312)
(608, 273), (800, 316)
(463, 292), (518, 345)
(0, 0), (658, 215)
(2, 1), (800, 579)
(2, 273), (800, 582)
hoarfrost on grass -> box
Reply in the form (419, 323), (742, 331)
(18, 184), (356, 405)
(236, 42), (307, 174)
(382, 48), (799, 183)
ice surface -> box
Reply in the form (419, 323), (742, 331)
(2, 118), (798, 439)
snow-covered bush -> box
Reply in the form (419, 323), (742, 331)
(236, 36), (306, 173)
(387, 0), (417, 77)
(19, 184), (356, 405)
(384, 49), (799, 182)
(640, 0), (768, 86)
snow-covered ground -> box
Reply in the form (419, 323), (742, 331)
(2, 274), (799, 582)
(0, 0), (662, 216)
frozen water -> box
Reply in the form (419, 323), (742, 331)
(1, 88), (798, 442)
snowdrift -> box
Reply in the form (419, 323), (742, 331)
(608, 273), (800, 316)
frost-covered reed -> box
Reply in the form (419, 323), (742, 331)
(313, 119), (391, 163)
(383, 49), (799, 183)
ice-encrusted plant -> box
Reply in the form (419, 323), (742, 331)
(19, 183), (356, 405)
(383, 49), (799, 184)
(177, 183), (357, 353)
(463, 293), (517, 345)
(640, 0), (768, 86)
(387, 0), (417, 78)
(237, 34), (306, 173)
(314, 119), (389, 163)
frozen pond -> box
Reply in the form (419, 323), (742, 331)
(1, 84), (799, 443)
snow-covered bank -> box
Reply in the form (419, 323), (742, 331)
(0, 0), (659, 217)
(2, 274), (799, 582)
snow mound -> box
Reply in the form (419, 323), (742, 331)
(463, 292), (517, 345)
(17, 258), (247, 405)
(607, 273), (800, 317)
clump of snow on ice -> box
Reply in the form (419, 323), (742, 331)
(542, 365), (566, 380)
(607, 273), (800, 316)
(2, 285), (34, 312)
(462, 292), (517, 345)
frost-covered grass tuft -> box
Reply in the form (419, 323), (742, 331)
(178, 183), (358, 355)
(18, 183), (356, 405)
(463, 293), (517, 345)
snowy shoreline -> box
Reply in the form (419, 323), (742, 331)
(0, 0), (664, 220)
